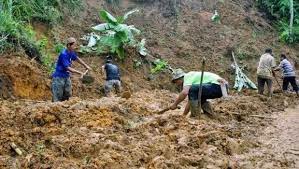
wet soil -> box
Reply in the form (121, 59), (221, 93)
(0, 57), (51, 100)
(0, 90), (298, 168)
(0, 0), (299, 168)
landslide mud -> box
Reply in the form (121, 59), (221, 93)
(0, 90), (298, 168)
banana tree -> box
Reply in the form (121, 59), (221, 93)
(81, 9), (148, 60)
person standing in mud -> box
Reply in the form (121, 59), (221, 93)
(257, 48), (276, 97)
(170, 69), (228, 118)
(101, 56), (121, 96)
(274, 54), (299, 97)
(51, 37), (91, 102)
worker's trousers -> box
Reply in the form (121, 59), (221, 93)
(188, 83), (223, 117)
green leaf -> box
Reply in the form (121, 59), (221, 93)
(116, 46), (125, 60)
(128, 25), (141, 34)
(123, 9), (139, 21)
(92, 23), (110, 31)
(151, 59), (168, 74)
(138, 39), (148, 56)
(99, 10), (118, 25)
(117, 9), (139, 24)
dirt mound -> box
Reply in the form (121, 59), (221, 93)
(0, 89), (298, 168)
(0, 57), (51, 100)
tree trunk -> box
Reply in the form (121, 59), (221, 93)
(289, 0), (294, 37)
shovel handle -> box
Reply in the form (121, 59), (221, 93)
(81, 69), (89, 79)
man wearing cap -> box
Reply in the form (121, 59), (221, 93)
(170, 69), (227, 118)
(51, 37), (91, 102)
(101, 56), (121, 96)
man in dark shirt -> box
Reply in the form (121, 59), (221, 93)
(52, 37), (91, 102)
(101, 56), (121, 96)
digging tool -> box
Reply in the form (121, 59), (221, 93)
(157, 106), (181, 114)
(81, 70), (95, 84)
(196, 58), (206, 116)
(273, 71), (282, 90)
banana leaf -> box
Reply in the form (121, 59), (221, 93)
(138, 39), (147, 56)
(99, 10), (118, 25)
(123, 9), (139, 21)
(232, 52), (257, 91)
(116, 46), (125, 60)
(117, 9), (139, 23)
(92, 23), (111, 31)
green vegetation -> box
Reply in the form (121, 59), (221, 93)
(0, 0), (82, 71)
(81, 9), (148, 60)
(150, 59), (168, 74)
(257, 0), (299, 43)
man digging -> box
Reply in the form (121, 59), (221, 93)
(101, 56), (122, 97)
(274, 54), (299, 97)
(51, 37), (91, 102)
(170, 69), (228, 118)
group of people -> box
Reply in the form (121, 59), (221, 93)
(257, 48), (299, 97)
(169, 48), (298, 118)
(51, 37), (298, 119)
(51, 37), (121, 102)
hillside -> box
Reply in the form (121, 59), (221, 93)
(0, 0), (299, 168)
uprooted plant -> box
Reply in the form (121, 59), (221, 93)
(80, 9), (148, 60)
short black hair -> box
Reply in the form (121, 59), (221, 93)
(265, 48), (272, 54)
(281, 54), (287, 59)
(105, 55), (112, 63)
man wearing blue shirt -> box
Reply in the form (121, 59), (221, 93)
(52, 37), (91, 102)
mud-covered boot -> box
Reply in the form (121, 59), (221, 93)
(202, 101), (215, 118)
(190, 100), (200, 118)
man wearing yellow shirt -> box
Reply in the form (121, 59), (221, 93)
(170, 69), (227, 118)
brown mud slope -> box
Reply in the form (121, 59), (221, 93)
(55, 0), (299, 79)
(0, 57), (51, 100)
(0, 90), (298, 168)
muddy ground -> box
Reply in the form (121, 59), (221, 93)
(1, 0), (299, 168)
(0, 89), (298, 168)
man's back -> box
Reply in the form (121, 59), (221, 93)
(183, 71), (221, 86)
(257, 53), (276, 78)
(279, 59), (296, 77)
(104, 63), (120, 80)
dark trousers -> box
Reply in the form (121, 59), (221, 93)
(51, 77), (72, 102)
(188, 83), (222, 103)
(283, 76), (298, 92)
(257, 76), (272, 96)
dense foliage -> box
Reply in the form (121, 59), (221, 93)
(80, 9), (148, 60)
(257, 0), (299, 43)
(0, 0), (82, 70)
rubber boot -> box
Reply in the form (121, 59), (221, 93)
(202, 101), (214, 118)
(190, 100), (200, 118)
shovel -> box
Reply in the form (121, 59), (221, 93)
(81, 70), (95, 84)
(273, 71), (282, 90)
